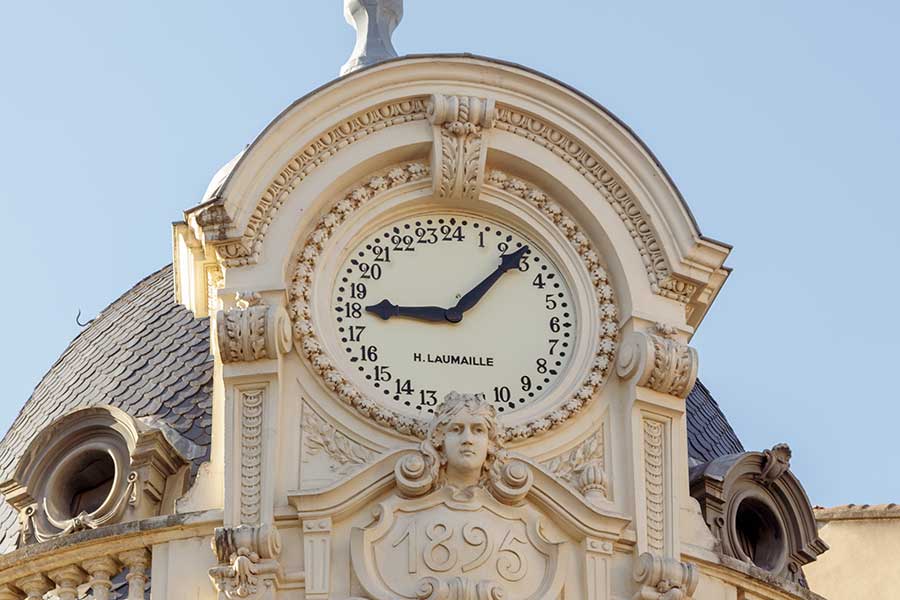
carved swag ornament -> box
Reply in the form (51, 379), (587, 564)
(351, 393), (565, 600)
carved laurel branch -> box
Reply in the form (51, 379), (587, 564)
(288, 162), (432, 438)
(485, 170), (618, 441)
(302, 409), (374, 475)
(493, 105), (696, 304)
(541, 429), (606, 503)
(216, 98), (429, 267)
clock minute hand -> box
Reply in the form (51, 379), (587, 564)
(447, 245), (530, 322)
(365, 299), (448, 322)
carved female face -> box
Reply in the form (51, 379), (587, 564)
(442, 411), (490, 479)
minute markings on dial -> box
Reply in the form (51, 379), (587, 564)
(364, 245), (530, 323)
(333, 214), (575, 414)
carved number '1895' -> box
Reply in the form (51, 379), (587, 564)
(390, 520), (527, 582)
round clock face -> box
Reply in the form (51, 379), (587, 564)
(330, 212), (577, 415)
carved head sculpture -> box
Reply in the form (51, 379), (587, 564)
(395, 392), (532, 504)
(421, 392), (503, 490)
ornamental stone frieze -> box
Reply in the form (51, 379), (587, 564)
(616, 324), (698, 398)
(427, 94), (495, 203)
(217, 291), (293, 363)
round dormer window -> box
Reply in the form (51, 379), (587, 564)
(733, 494), (787, 573)
(44, 444), (119, 522)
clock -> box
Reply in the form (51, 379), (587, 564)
(329, 212), (576, 415)
(289, 163), (618, 440)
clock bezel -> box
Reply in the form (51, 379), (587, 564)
(288, 163), (618, 441)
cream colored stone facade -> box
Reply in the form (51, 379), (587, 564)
(0, 55), (834, 600)
(804, 505), (900, 599)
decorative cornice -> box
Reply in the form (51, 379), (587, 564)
(493, 105), (697, 305)
(215, 98), (428, 267)
(616, 324), (697, 399)
(427, 94), (495, 202)
(216, 292), (293, 363)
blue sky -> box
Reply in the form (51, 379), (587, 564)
(1, 1), (898, 508)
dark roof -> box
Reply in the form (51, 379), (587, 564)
(686, 379), (745, 463)
(0, 265), (212, 553)
(0, 266), (743, 554)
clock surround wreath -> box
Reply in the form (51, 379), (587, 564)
(288, 162), (618, 441)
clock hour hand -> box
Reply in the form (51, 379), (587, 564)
(365, 299), (448, 322)
(446, 245), (530, 322)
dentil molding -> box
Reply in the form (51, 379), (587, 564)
(616, 324), (697, 398)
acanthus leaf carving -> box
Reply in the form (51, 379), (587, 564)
(427, 94), (495, 202)
(215, 98), (428, 267)
(209, 524), (282, 600)
(217, 293), (292, 363)
(616, 324), (697, 399)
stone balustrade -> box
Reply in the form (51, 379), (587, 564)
(0, 547), (149, 600)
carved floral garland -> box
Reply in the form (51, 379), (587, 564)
(287, 164), (619, 441)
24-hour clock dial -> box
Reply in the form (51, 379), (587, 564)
(331, 212), (576, 415)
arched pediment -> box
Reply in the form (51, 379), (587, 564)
(179, 54), (730, 330)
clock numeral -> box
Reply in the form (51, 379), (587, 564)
(345, 302), (362, 318)
(498, 242), (509, 253)
(372, 245), (391, 262)
(544, 294), (557, 310)
(440, 224), (465, 241)
(415, 227), (438, 244)
(420, 390), (438, 406)
(359, 263), (382, 280)
(536, 358), (548, 374)
(478, 231), (485, 248)
(548, 339), (560, 355)
(549, 316), (561, 333)
(520, 376), (532, 392)
(395, 379), (413, 395)
(392, 234), (415, 251)
(532, 274), (545, 289)
(493, 386), (511, 403)
(375, 365), (392, 382)
(348, 325), (366, 342)
(359, 345), (378, 362)
(350, 283), (367, 299)
(517, 257), (530, 272)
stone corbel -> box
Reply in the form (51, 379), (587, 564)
(632, 553), (698, 600)
(427, 94), (496, 202)
(616, 324), (698, 398)
(209, 524), (283, 600)
(217, 292), (293, 363)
